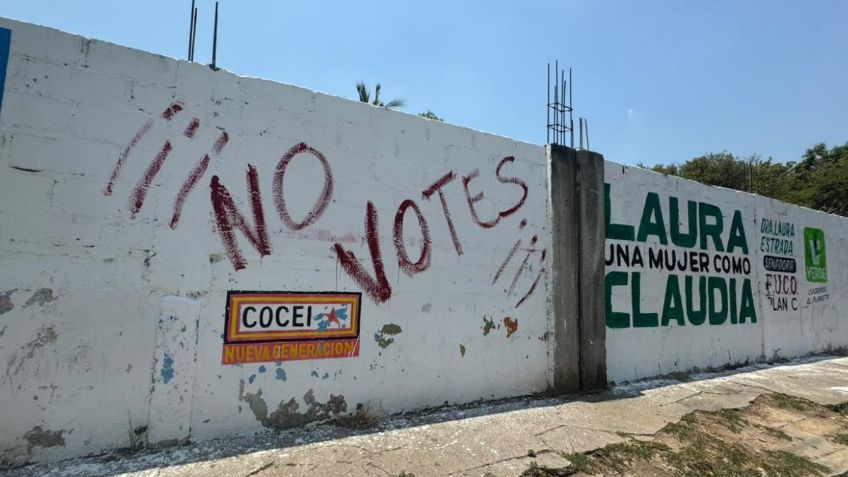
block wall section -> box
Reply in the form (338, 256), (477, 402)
(604, 162), (848, 383)
(0, 18), (554, 465)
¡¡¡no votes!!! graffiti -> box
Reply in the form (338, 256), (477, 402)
(101, 102), (547, 308)
(604, 184), (757, 329)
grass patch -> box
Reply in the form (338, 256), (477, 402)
(591, 440), (670, 473)
(772, 393), (812, 411)
(760, 425), (793, 441)
(832, 433), (848, 445)
(665, 419), (700, 442)
(560, 451), (595, 474)
(665, 439), (757, 477)
(711, 408), (747, 433)
(663, 421), (754, 477)
(761, 450), (830, 476)
(520, 460), (575, 477)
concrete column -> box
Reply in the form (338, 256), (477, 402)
(576, 150), (607, 390)
(547, 145), (580, 393)
(547, 145), (606, 393)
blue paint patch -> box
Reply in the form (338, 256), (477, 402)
(310, 371), (319, 378)
(275, 368), (287, 381)
(322, 372), (329, 380)
(248, 374), (256, 384)
(258, 365), (266, 373)
(160, 354), (174, 384)
(0, 27), (10, 116)
(274, 361), (282, 367)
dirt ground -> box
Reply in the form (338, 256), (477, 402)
(522, 393), (848, 477)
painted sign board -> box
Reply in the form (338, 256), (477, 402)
(222, 291), (361, 364)
(804, 227), (827, 283)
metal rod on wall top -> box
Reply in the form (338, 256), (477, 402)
(579, 118), (584, 150)
(585, 119), (590, 150)
(569, 68), (574, 148)
(187, 0), (195, 60)
(546, 63), (550, 145)
(554, 61), (559, 145)
(561, 75), (565, 145)
(212, 2), (219, 68)
(569, 118), (574, 148)
(190, 7), (198, 61)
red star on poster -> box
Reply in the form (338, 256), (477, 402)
(326, 307), (340, 327)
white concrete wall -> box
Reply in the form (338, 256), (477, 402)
(0, 18), (553, 466)
(605, 162), (848, 383)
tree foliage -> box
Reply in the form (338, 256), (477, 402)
(418, 110), (443, 121)
(638, 142), (848, 217)
(355, 81), (406, 109)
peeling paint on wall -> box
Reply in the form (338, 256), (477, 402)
(4, 326), (57, 383)
(160, 354), (174, 384)
(374, 323), (402, 349)
(274, 368), (287, 381)
(23, 426), (65, 454)
(503, 318), (518, 338)
(23, 288), (55, 308)
(482, 316), (495, 336)
(238, 380), (346, 430)
(0, 290), (15, 315)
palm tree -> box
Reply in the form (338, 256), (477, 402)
(356, 81), (406, 109)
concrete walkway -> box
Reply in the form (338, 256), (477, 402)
(8, 355), (848, 477)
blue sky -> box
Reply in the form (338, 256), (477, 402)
(2, 0), (846, 166)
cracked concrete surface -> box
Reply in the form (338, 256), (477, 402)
(7, 355), (848, 477)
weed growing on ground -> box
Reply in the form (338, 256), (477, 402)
(520, 460), (576, 476)
(333, 403), (378, 430)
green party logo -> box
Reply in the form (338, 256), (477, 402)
(803, 227), (827, 283)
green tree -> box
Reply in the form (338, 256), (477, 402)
(637, 162), (679, 176)
(794, 142), (848, 216)
(355, 82), (406, 109)
(418, 110), (443, 121)
(679, 152), (752, 191)
(637, 142), (848, 217)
